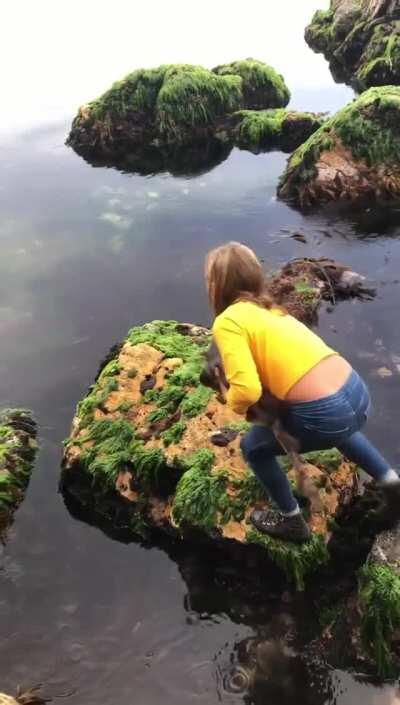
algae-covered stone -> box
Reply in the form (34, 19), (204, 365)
(230, 109), (325, 153)
(278, 86), (400, 207)
(67, 60), (290, 160)
(212, 58), (290, 109)
(358, 527), (400, 676)
(0, 409), (37, 537)
(316, 522), (400, 678)
(61, 260), (373, 590)
(305, 0), (400, 90)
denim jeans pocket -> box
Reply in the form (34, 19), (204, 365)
(288, 401), (356, 438)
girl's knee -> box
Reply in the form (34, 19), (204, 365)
(240, 426), (276, 462)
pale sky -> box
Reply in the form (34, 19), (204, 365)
(2, 0), (331, 133)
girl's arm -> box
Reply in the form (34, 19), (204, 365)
(213, 315), (262, 415)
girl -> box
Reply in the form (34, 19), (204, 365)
(205, 242), (400, 543)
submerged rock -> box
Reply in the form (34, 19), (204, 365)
(229, 109), (325, 153)
(66, 60), (289, 160)
(0, 409), (37, 538)
(305, 0), (400, 90)
(0, 689), (49, 704)
(278, 86), (400, 207)
(61, 259), (373, 590)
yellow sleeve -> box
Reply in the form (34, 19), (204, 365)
(213, 315), (262, 415)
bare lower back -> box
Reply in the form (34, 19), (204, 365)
(285, 354), (352, 403)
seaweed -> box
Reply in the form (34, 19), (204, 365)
(247, 528), (329, 591)
(359, 563), (400, 677)
(127, 320), (210, 361)
(162, 421), (187, 447)
(213, 58), (290, 109)
(172, 449), (230, 531)
(233, 109), (323, 152)
(180, 386), (213, 418)
(0, 409), (37, 522)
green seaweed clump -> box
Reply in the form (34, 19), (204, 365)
(213, 58), (290, 109)
(232, 109), (324, 153)
(359, 562), (400, 677)
(77, 376), (119, 428)
(172, 449), (231, 531)
(278, 86), (400, 205)
(180, 386), (213, 418)
(0, 409), (37, 526)
(156, 64), (242, 139)
(79, 418), (168, 493)
(247, 527), (329, 591)
(162, 421), (187, 447)
(127, 320), (210, 361)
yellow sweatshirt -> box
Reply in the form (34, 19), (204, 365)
(212, 301), (335, 415)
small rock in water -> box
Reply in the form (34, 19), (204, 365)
(290, 232), (307, 244)
(140, 374), (157, 394)
(376, 367), (393, 378)
(209, 428), (238, 447)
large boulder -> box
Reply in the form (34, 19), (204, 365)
(278, 86), (400, 207)
(66, 60), (290, 160)
(61, 259), (373, 591)
(305, 0), (400, 90)
(0, 409), (37, 538)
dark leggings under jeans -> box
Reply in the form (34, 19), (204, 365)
(240, 370), (391, 513)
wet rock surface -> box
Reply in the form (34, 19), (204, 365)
(0, 409), (37, 538)
(278, 86), (400, 207)
(66, 60), (290, 164)
(305, 0), (400, 90)
(61, 259), (374, 590)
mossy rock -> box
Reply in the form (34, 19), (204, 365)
(358, 527), (400, 677)
(230, 109), (325, 153)
(278, 86), (400, 207)
(315, 522), (400, 679)
(0, 409), (37, 537)
(66, 60), (290, 160)
(305, 0), (400, 91)
(212, 58), (290, 109)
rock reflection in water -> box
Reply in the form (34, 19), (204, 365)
(71, 138), (233, 178)
(215, 631), (328, 705)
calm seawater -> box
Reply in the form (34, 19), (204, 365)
(1, 84), (400, 704)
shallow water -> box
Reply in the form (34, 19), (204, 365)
(1, 68), (400, 705)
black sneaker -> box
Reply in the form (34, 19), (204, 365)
(372, 482), (400, 528)
(250, 509), (311, 544)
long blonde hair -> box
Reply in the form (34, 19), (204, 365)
(205, 242), (275, 316)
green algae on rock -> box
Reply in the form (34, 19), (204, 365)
(315, 520), (400, 679)
(0, 409), (37, 537)
(305, 0), (400, 91)
(278, 86), (400, 207)
(66, 60), (290, 160)
(359, 527), (400, 677)
(212, 58), (290, 109)
(230, 109), (325, 153)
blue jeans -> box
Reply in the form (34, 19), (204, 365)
(240, 370), (391, 513)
